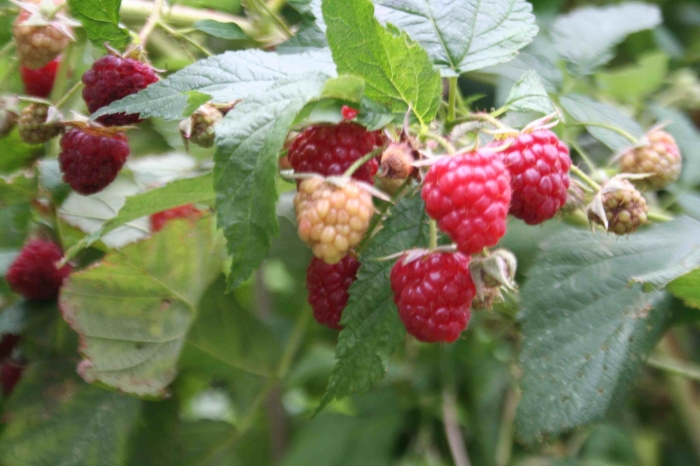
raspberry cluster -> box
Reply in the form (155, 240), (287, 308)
(618, 129), (681, 189)
(589, 179), (648, 235)
(288, 122), (384, 184)
(495, 130), (572, 225)
(18, 103), (61, 145)
(59, 128), (130, 195)
(422, 150), (511, 255)
(295, 177), (373, 264)
(390, 252), (476, 343)
(306, 255), (360, 329)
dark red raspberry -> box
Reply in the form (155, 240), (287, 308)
(288, 122), (384, 184)
(81, 54), (158, 126)
(0, 335), (20, 361)
(21, 57), (60, 98)
(422, 151), (511, 255)
(151, 204), (204, 232)
(495, 130), (571, 225)
(0, 361), (24, 397)
(6, 238), (72, 300)
(390, 252), (476, 343)
(59, 128), (130, 195)
(306, 255), (360, 329)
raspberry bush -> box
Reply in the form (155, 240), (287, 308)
(1, 0), (700, 464)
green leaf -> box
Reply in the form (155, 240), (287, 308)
(59, 216), (224, 397)
(650, 104), (700, 187)
(322, 0), (442, 124)
(194, 19), (248, 40)
(504, 70), (555, 115)
(279, 0), (327, 53)
(374, 0), (538, 76)
(516, 217), (700, 444)
(62, 174), (215, 262)
(214, 72), (329, 289)
(321, 75), (365, 103)
(595, 53), (669, 103)
(552, 3), (662, 76)
(0, 360), (140, 465)
(0, 171), (35, 251)
(667, 269), (700, 310)
(67, 0), (130, 50)
(560, 94), (644, 152)
(178, 420), (270, 465)
(318, 193), (429, 412)
(180, 276), (281, 378)
(92, 50), (335, 122)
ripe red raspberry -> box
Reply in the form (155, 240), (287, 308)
(288, 122), (384, 184)
(0, 361), (24, 397)
(294, 177), (374, 264)
(618, 129), (682, 190)
(18, 103), (61, 145)
(82, 54), (159, 126)
(494, 130), (571, 225)
(341, 105), (359, 120)
(59, 127), (130, 195)
(6, 238), (72, 300)
(21, 57), (60, 97)
(306, 255), (360, 329)
(390, 252), (476, 343)
(422, 151), (511, 255)
(151, 204), (204, 232)
(13, 1), (72, 70)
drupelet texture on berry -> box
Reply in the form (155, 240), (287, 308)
(294, 177), (373, 264)
(618, 129), (682, 190)
(18, 103), (61, 145)
(151, 204), (204, 232)
(288, 122), (384, 184)
(495, 130), (571, 225)
(306, 255), (360, 330)
(21, 57), (60, 97)
(13, 2), (71, 70)
(59, 128), (130, 195)
(390, 252), (476, 343)
(588, 179), (648, 235)
(82, 54), (158, 126)
(180, 104), (223, 148)
(6, 238), (72, 300)
(422, 150), (511, 255)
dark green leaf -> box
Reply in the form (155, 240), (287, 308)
(92, 50), (334, 122)
(194, 19), (248, 40)
(552, 3), (662, 75)
(62, 174), (215, 262)
(0, 360), (140, 465)
(322, 0), (442, 124)
(318, 193), (429, 411)
(516, 217), (700, 444)
(278, 0), (327, 53)
(650, 104), (700, 188)
(374, 0), (538, 76)
(560, 94), (644, 152)
(667, 269), (700, 310)
(67, 0), (130, 49)
(178, 420), (270, 466)
(59, 217), (225, 397)
(214, 72), (329, 289)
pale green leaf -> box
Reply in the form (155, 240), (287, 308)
(667, 269), (700, 310)
(504, 70), (555, 115)
(595, 53), (669, 103)
(374, 0), (538, 76)
(59, 217), (224, 397)
(322, 0), (442, 124)
(67, 0), (130, 49)
(194, 20), (248, 40)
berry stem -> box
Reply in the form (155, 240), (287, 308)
(569, 165), (601, 191)
(453, 112), (508, 130)
(157, 21), (213, 57)
(647, 211), (673, 223)
(647, 353), (700, 383)
(250, 0), (293, 38)
(54, 81), (84, 109)
(569, 140), (597, 173)
(342, 148), (382, 177)
(138, 0), (164, 46)
(429, 219), (438, 250)
(447, 77), (458, 122)
(570, 122), (640, 145)
(423, 131), (455, 154)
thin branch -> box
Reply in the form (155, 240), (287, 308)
(442, 385), (471, 466)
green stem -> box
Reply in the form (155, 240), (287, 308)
(121, 0), (247, 28)
(447, 77), (458, 123)
(495, 385), (519, 466)
(251, 0), (292, 38)
(343, 148), (382, 177)
(267, 0), (287, 13)
(569, 165), (601, 191)
(138, 0), (163, 45)
(647, 211), (674, 223)
(571, 122), (639, 145)
(452, 112), (508, 130)
(429, 220), (438, 249)
(568, 140), (597, 173)
(648, 354), (700, 382)
(54, 82), (84, 109)
(277, 309), (311, 379)
(490, 106), (508, 118)
(157, 21), (213, 57)
(424, 132), (455, 154)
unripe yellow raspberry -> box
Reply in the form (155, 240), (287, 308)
(588, 179), (648, 235)
(294, 178), (374, 264)
(618, 129), (681, 190)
